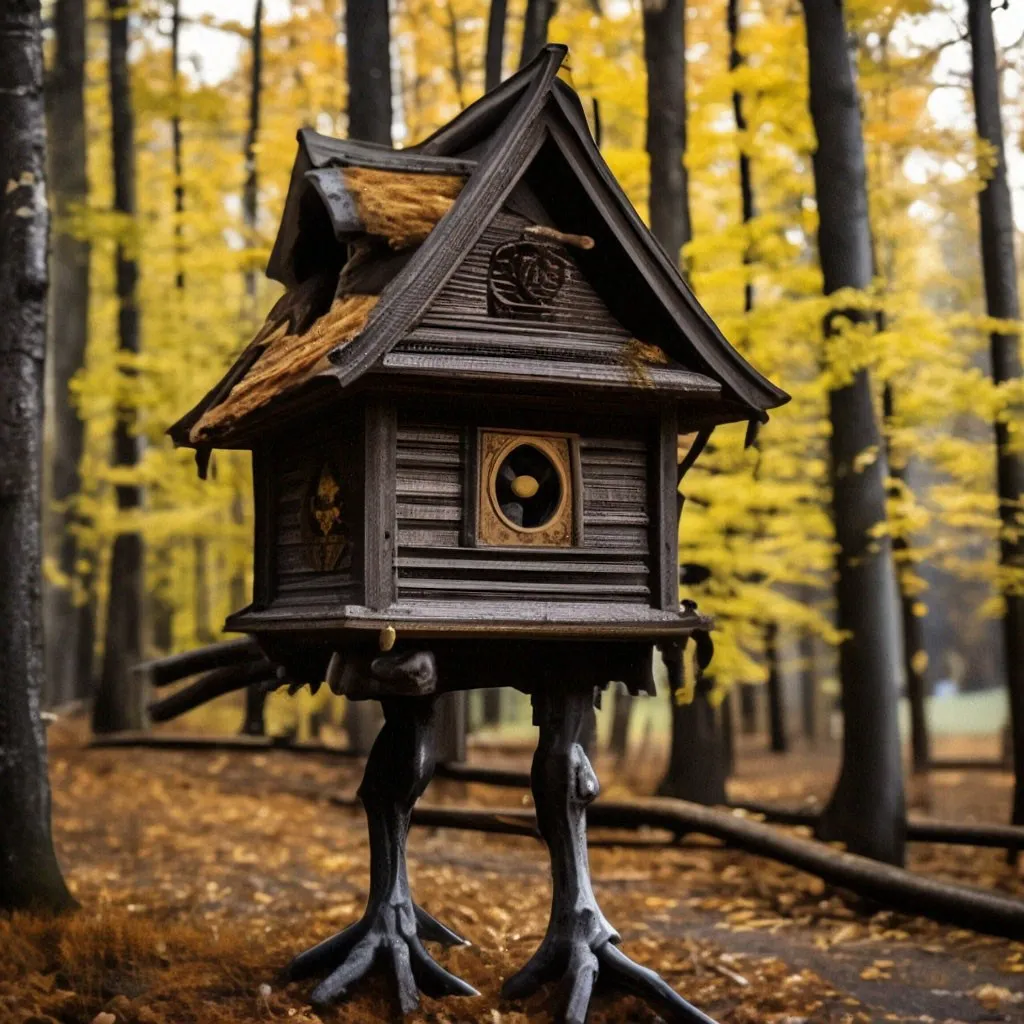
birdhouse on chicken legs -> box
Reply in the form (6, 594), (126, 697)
(171, 44), (787, 1024)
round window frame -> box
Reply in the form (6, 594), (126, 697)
(486, 436), (571, 536)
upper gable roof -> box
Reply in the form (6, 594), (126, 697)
(171, 45), (788, 451)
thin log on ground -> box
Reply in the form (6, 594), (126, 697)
(89, 733), (362, 757)
(135, 638), (261, 688)
(431, 764), (1024, 851)
(147, 661), (278, 722)
(728, 799), (1024, 850)
(433, 762), (531, 787)
(928, 759), (1012, 773)
(385, 799), (1024, 940)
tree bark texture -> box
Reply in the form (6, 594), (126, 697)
(518, 0), (554, 70)
(801, 0), (906, 865)
(444, 0), (465, 108)
(644, 0), (691, 274)
(798, 628), (817, 743)
(882, 384), (930, 773)
(484, 0), (507, 91)
(657, 649), (727, 806)
(171, 0), (184, 289)
(43, 0), (94, 708)
(608, 682), (632, 761)
(346, 0), (392, 145)
(243, 0), (263, 299)
(0, 0), (75, 912)
(765, 621), (787, 753)
(727, 0), (754, 313)
(94, 0), (145, 733)
(967, 0), (1024, 831)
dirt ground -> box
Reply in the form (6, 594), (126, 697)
(3, 721), (1024, 1024)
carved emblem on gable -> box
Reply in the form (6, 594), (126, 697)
(303, 461), (350, 571)
(487, 239), (572, 320)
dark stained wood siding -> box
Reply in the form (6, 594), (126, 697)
(421, 209), (632, 338)
(395, 417), (652, 604)
(267, 413), (363, 611)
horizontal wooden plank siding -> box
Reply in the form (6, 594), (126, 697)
(396, 419), (652, 604)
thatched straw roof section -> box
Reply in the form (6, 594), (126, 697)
(342, 168), (465, 249)
(185, 170), (467, 442)
(190, 290), (378, 442)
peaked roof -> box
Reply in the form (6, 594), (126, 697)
(170, 45), (788, 450)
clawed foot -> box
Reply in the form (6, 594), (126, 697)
(287, 901), (478, 1013)
(502, 928), (716, 1024)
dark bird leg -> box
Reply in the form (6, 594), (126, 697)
(502, 687), (717, 1024)
(286, 695), (477, 1012)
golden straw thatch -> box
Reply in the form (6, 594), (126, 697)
(343, 167), (466, 249)
(190, 293), (378, 441)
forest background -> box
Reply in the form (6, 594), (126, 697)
(39, 0), (1024, 756)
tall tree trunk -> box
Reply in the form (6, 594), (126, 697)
(346, 0), (391, 145)
(608, 682), (632, 760)
(799, 627), (817, 743)
(94, 0), (145, 733)
(730, 0), (785, 756)
(738, 683), (757, 733)
(643, 0), (690, 273)
(172, 0), (184, 290)
(237, 0), (267, 732)
(344, 0), (391, 753)
(444, 0), (465, 107)
(801, 0), (905, 866)
(727, 0), (754, 312)
(243, 0), (263, 300)
(484, 0), (507, 91)
(43, 0), (94, 708)
(518, 0), (554, 69)
(883, 384), (930, 773)
(658, 663), (727, 805)
(967, 0), (1024, 834)
(648, 0), (726, 803)
(0, 0), (74, 912)
(765, 621), (787, 753)
(481, 687), (501, 726)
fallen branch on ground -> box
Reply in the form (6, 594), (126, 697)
(431, 763), (1024, 853)
(135, 638), (262, 688)
(88, 733), (361, 757)
(147, 661), (279, 723)
(355, 796), (1024, 940)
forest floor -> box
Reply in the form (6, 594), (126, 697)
(3, 720), (1024, 1024)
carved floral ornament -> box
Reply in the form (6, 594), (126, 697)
(303, 461), (350, 571)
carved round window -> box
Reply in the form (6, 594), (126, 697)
(489, 440), (567, 533)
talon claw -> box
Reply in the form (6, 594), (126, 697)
(415, 903), (469, 946)
(290, 902), (476, 1012)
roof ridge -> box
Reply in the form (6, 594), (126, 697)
(321, 46), (567, 389)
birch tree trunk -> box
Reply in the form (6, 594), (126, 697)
(94, 0), (145, 733)
(801, 0), (905, 865)
(43, 0), (94, 708)
(0, 0), (74, 911)
(966, 0), (1024, 833)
